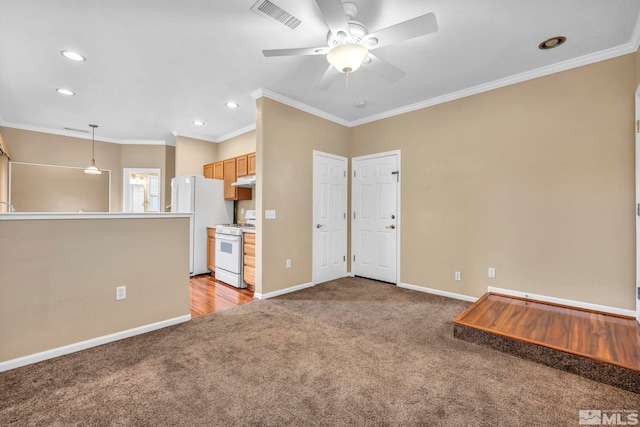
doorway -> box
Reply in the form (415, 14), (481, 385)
(351, 151), (400, 284)
(633, 86), (640, 322)
(123, 168), (161, 213)
(312, 151), (348, 285)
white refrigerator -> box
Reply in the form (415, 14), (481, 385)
(171, 176), (233, 275)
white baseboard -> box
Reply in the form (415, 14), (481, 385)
(488, 286), (636, 318)
(0, 314), (191, 373)
(254, 282), (314, 299)
(399, 283), (478, 303)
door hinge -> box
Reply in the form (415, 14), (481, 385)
(353, 212), (356, 219)
(353, 255), (356, 262)
(353, 170), (356, 178)
(392, 171), (399, 182)
(344, 170), (346, 177)
(343, 255), (346, 262)
(344, 212), (346, 219)
(637, 203), (640, 216)
(636, 120), (640, 134)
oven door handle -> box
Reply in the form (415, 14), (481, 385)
(215, 233), (241, 242)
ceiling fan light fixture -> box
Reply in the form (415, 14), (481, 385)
(327, 43), (368, 74)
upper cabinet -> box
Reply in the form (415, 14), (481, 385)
(204, 161), (224, 179)
(223, 158), (252, 201)
(213, 161), (224, 180)
(236, 155), (248, 178)
(248, 153), (256, 176)
(204, 152), (255, 201)
(203, 163), (213, 179)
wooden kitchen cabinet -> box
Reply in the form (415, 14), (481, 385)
(223, 158), (252, 201)
(243, 232), (255, 291)
(248, 152), (256, 175)
(207, 228), (216, 273)
(203, 163), (213, 179)
(213, 161), (224, 180)
(236, 155), (248, 177)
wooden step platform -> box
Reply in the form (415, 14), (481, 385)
(453, 293), (640, 394)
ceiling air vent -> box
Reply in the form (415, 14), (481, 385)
(251, 0), (301, 30)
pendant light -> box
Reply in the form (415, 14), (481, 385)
(84, 124), (101, 175)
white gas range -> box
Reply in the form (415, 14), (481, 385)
(214, 210), (255, 288)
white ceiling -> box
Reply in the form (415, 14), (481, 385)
(0, 0), (639, 144)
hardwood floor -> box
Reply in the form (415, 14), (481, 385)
(454, 293), (640, 371)
(190, 274), (255, 318)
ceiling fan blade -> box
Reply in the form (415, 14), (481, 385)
(315, 65), (341, 91)
(263, 47), (329, 57)
(362, 53), (406, 83)
(366, 13), (438, 50)
(315, 0), (351, 38)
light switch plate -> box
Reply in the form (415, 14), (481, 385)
(265, 210), (276, 219)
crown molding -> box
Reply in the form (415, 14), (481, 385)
(251, 42), (640, 131)
(216, 123), (256, 143)
(631, 11), (640, 51)
(251, 88), (351, 127)
(1, 122), (169, 145)
(171, 130), (217, 144)
(349, 43), (638, 127)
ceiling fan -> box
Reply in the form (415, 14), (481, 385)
(262, 0), (438, 90)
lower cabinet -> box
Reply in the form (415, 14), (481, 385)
(243, 232), (255, 291)
(207, 228), (216, 273)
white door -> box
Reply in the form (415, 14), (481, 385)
(635, 85), (640, 323)
(130, 184), (145, 212)
(313, 151), (347, 284)
(352, 151), (400, 284)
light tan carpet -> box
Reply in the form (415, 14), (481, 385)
(1, 277), (638, 426)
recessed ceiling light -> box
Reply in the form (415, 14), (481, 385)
(225, 102), (239, 109)
(60, 50), (86, 61)
(55, 88), (75, 96)
(193, 120), (205, 126)
(354, 100), (367, 108)
(538, 36), (566, 50)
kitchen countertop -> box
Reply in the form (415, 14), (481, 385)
(206, 225), (255, 233)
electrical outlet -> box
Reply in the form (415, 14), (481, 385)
(488, 268), (496, 278)
(116, 286), (126, 301)
(286, 259), (291, 268)
(454, 271), (461, 281)
(265, 210), (276, 219)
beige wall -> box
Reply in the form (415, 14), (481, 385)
(258, 98), (350, 294)
(350, 53), (637, 310)
(174, 135), (217, 177)
(0, 127), (173, 212)
(217, 130), (256, 160)
(0, 216), (191, 363)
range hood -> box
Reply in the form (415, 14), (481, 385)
(231, 175), (256, 188)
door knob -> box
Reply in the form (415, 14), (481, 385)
(391, 214), (395, 219)
(316, 224), (325, 229)
(386, 224), (395, 229)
